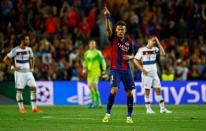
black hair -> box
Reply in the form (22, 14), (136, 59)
(19, 34), (27, 42)
(114, 20), (127, 28)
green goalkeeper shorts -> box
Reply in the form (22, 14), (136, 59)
(87, 72), (100, 85)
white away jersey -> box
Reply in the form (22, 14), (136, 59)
(135, 46), (159, 74)
(7, 46), (33, 71)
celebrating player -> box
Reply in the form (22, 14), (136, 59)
(102, 7), (135, 123)
(83, 40), (107, 108)
(133, 36), (172, 114)
(3, 35), (41, 113)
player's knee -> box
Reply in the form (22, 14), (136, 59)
(30, 87), (36, 91)
(111, 87), (118, 94)
(145, 89), (150, 95)
(16, 89), (23, 93)
(155, 88), (161, 95)
(126, 91), (133, 97)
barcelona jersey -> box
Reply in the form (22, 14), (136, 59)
(109, 34), (134, 70)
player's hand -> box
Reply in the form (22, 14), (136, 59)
(104, 6), (110, 16)
(82, 69), (87, 74)
(30, 68), (34, 72)
(101, 71), (108, 80)
(142, 69), (148, 75)
(11, 65), (20, 71)
(123, 55), (133, 60)
(153, 36), (160, 44)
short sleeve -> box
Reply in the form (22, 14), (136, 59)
(29, 47), (34, 58)
(7, 48), (16, 58)
(154, 47), (160, 56)
(134, 48), (142, 60)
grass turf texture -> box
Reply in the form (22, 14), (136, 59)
(0, 105), (205, 131)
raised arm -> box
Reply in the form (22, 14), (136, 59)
(104, 6), (112, 36)
(154, 37), (166, 56)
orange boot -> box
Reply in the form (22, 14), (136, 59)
(32, 107), (42, 113)
(19, 107), (27, 113)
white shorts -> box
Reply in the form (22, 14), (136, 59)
(142, 73), (161, 89)
(14, 71), (37, 89)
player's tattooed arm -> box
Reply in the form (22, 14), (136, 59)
(104, 6), (112, 36)
(123, 55), (134, 60)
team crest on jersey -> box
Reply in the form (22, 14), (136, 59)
(125, 42), (129, 46)
(118, 42), (129, 52)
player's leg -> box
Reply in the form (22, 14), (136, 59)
(89, 83), (95, 106)
(153, 74), (172, 113)
(102, 86), (118, 123)
(122, 70), (135, 123)
(93, 75), (102, 107)
(126, 90), (134, 123)
(102, 70), (120, 123)
(87, 73), (96, 107)
(15, 71), (27, 113)
(142, 74), (154, 114)
(16, 89), (27, 113)
(27, 72), (41, 112)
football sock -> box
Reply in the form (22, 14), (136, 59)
(106, 92), (116, 114)
(157, 95), (165, 109)
(31, 90), (37, 109)
(144, 96), (151, 109)
(95, 90), (101, 105)
(16, 90), (24, 109)
(127, 93), (133, 117)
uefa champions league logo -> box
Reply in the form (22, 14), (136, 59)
(67, 82), (91, 105)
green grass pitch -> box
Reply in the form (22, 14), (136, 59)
(0, 105), (205, 131)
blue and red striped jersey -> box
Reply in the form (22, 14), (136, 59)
(109, 34), (134, 70)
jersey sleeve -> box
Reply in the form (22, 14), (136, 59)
(155, 47), (160, 56)
(82, 51), (87, 68)
(134, 48), (142, 60)
(29, 47), (34, 58)
(98, 51), (106, 71)
(7, 48), (16, 58)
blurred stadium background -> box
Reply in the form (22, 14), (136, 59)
(0, 0), (206, 130)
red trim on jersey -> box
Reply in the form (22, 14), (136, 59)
(111, 37), (118, 70)
(143, 50), (156, 55)
(16, 51), (28, 55)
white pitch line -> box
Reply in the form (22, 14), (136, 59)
(41, 116), (205, 122)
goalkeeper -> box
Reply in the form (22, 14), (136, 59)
(83, 40), (107, 108)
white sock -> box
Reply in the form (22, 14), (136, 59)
(156, 95), (165, 110)
(31, 90), (37, 109)
(16, 90), (24, 109)
(144, 96), (151, 110)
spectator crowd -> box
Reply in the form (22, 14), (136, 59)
(0, 0), (206, 81)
